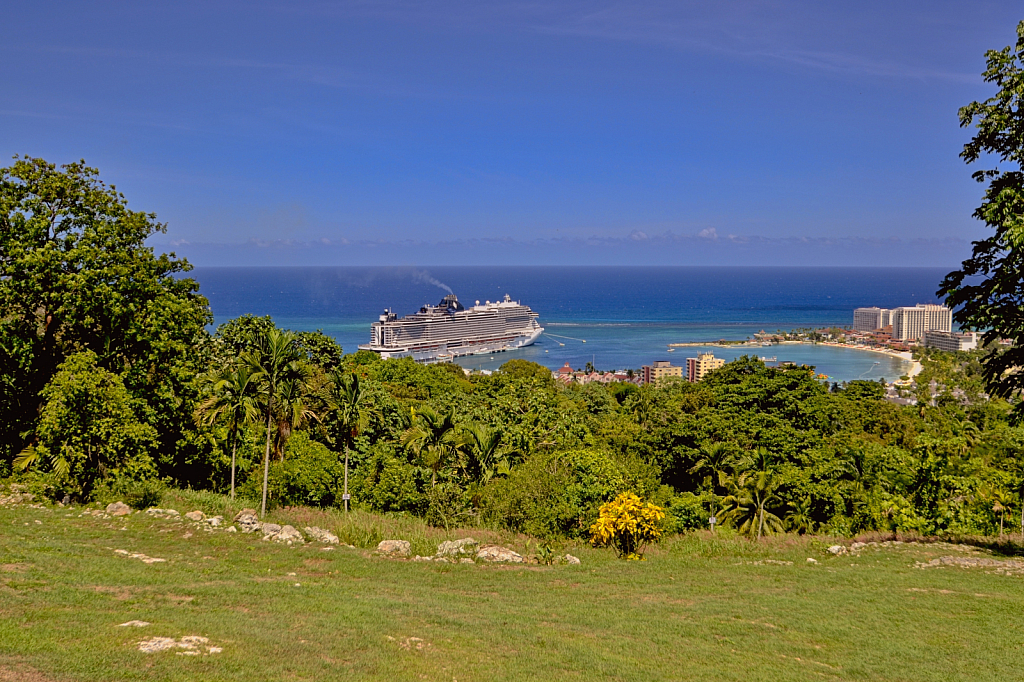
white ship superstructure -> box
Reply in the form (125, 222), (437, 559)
(358, 293), (543, 363)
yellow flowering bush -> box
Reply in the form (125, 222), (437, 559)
(589, 492), (665, 560)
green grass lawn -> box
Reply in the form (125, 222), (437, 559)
(2, 496), (1023, 681)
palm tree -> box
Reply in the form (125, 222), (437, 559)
(689, 442), (734, 490)
(193, 365), (259, 499)
(689, 442), (734, 531)
(722, 447), (785, 540)
(949, 416), (980, 457)
(463, 423), (510, 484)
(990, 488), (1014, 538)
(402, 407), (464, 487)
(785, 496), (816, 535)
(272, 374), (318, 459)
(242, 328), (303, 517)
(721, 471), (785, 540)
(324, 370), (364, 513)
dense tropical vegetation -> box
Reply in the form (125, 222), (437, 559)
(2, 159), (1022, 540)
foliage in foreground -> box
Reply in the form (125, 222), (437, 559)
(590, 492), (665, 560)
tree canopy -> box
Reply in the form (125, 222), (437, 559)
(940, 20), (1024, 420)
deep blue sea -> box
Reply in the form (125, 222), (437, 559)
(190, 267), (951, 382)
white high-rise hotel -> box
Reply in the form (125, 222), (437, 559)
(853, 304), (951, 341)
(852, 307), (892, 332)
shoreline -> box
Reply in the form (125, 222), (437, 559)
(666, 339), (922, 380)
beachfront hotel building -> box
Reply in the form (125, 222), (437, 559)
(891, 305), (952, 341)
(924, 330), (977, 352)
(853, 307), (892, 332)
(686, 352), (725, 383)
(641, 360), (683, 385)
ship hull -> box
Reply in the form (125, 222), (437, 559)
(360, 326), (543, 364)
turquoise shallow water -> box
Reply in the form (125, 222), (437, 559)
(192, 266), (936, 382)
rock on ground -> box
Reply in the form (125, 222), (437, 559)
(562, 554), (581, 565)
(118, 620), (151, 627)
(185, 511), (205, 522)
(437, 538), (479, 558)
(476, 545), (524, 563)
(105, 502), (132, 516)
(264, 525), (304, 544)
(261, 523), (282, 537)
(233, 509), (261, 533)
(917, 555), (1024, 574)
(827, 545), (847, 555)
(138, 636), (220, 655)
(305, 526), (339, 544)
(206, 516), (223, 527)
(377, 540), (411, 557)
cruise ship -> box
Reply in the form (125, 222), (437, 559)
(358, 294), (543, 363)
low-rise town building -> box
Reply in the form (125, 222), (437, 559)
(642, 360), (683, 384)
(924, 330), (977, 352)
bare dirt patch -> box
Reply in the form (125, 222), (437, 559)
(0, 664), (59, 682)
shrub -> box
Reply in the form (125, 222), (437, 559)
(590, 492), (666, 560)
(14, 352), (158, 499)
(93, 478), (166, 510)
(351, 444), (429, 515)
(480, 448), (624, 538)
(426, 482), (472, 531)
(667, 492), (711, 532)
(238, 432), (344, 508)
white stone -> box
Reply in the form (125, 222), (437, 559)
(562, 554), (581, 565)
(377, 540), (411, 557)
(268, 525), (304, 544)
(827, 545), (847, 555)
(304, 526), (340, 544)
(233, 509), (261, 533)
(184, 510), (205, 522)
(436, 538), (479, 558)
(476, 545), (524, 563)
(106, 502), (131, 516)
(806, 557), (818, 564)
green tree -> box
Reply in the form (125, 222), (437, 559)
(940, 22), (1024, 421)
(402, 407), (465, 487)
(463, 423), (510, 484)
(688, 442), (734, 527)
(14, 352), (157, 498)
(324, 371), (365, 512)
(193, 365), (259, 499)
(0, 157), (211, 471)
(721, 448), (785, 539)
(244, 329), (304, 516)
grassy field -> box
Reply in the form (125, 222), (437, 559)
(2, 492), (1024, 681)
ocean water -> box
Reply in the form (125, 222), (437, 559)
(190, 266), (950, 382)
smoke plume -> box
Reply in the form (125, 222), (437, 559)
(412, 269), (454, 295)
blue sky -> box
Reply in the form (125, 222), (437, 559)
(3, 1), (1019, 266)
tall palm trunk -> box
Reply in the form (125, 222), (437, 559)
(261, 398), (274, 517)
(343, 443), (350, 513)
(230, 426), (237, 499)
